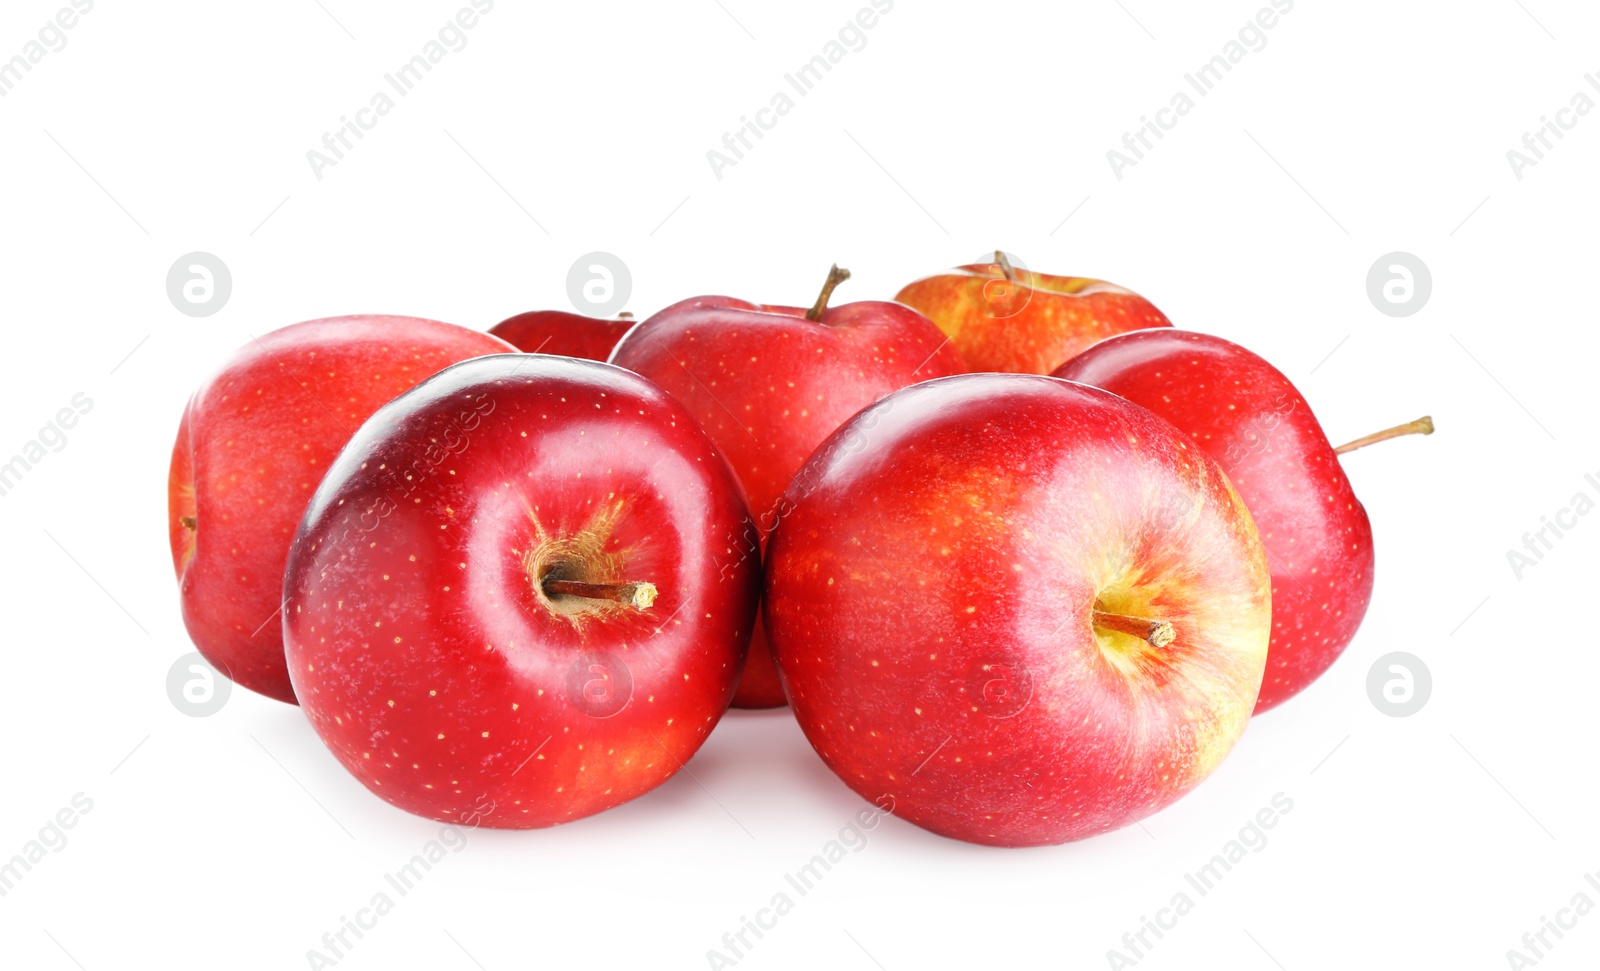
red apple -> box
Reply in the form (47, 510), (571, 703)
(763, 373), (1271, 846)
(282, 354), (761, 828)
(608, 266), (967, 708)
(168, 316), (514, 703)
(490, 309), (637, 360)
(1055, 329), (1432, 711)
(895, 252), (1171, 375)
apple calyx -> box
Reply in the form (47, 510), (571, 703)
(542, 578), (658, 610)
(1092, 609), (1177, 648)
(991, 250), (1017, 283)
(805, 264), (852, 321)
(179, 516), (197, 530)
(1333, 415), (1435, 456)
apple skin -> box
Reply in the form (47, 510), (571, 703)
(168, 316), (515, 704)
(894, 259), (1171, 375)
(1056, 329), (1373, 712)
(490, 310), (637, 361)
(763, 373), (1270, 846)
(608, 292), (966, 708)
(282, 354), (761, 828)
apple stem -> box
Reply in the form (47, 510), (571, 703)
(618, 312), (634, 320)
(543, 578), (658, 610)
(1093, 609), (1176, 648)
(805, 264), (852, 321)
(993, 250), (1016, 282)
(1333, 415), (1435, 456)
(179, 516), (196, 530)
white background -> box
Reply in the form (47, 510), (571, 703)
(1, 1), (1595, 968)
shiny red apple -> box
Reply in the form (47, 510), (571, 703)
(490, 309), (637, 360)
(763, 373), (1271, 846)
(608, 266), (967, 708)
(1055, 329), (1432, 711)
(895, 252), (1171, 375)
(282, 354), (761, 827)
(168, 316), (514, 703)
